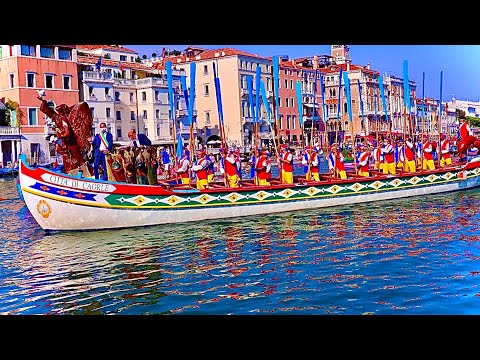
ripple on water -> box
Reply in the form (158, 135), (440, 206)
(2, 177), (480, 314)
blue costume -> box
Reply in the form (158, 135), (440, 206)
(161, 149), (170, 166)
(92, 128), (113, 181)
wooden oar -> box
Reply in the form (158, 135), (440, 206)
(437, 71), (443, 168)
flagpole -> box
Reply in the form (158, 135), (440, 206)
(272, 56), (281, 150)
(437, 71), (443, 168)
(187, 62), (197, 184)
(213, 61), (228, 152)
(308, 70), (318, 180)
(166, 61), (179, 183)
(403, 60), (410, 170)
(335, 68), (343, 147)
(343, 70), (357, 175)
(320, 73), (329, 153)
(260, 80), (279, 166)
(310, 70), (318, 149)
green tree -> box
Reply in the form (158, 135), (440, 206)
(466, 116), (480, 127)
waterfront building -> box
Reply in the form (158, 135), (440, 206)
(150, 47), (274, 151)
(445, 96), (480, 118)
(0, 45), (79, 166)
(255, 45), (418, 150)
(277, 56), (323, 148)
(76, 45), (185, 147)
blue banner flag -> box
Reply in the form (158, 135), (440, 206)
(95, 56), (102, 71)
(273, 56), (280, 119)
(176, 132), (184, 160)
(342, 71), (353, 122)
(312, 69), (318, 122)
(180, 75), (189, 109)
(357, 79), (365, 125)
(422, 72), (425, 118)
(247, 75), (256, 124)
(295, 81), (303, 127)
(187, 62), (196, 126)
(337, 68), (343, 122)
(260, 81), (271, 125)
(212, 62), (225, 128)
(403, 60), (411, 113)
(320, 74), (326, 123)
(255, 65), (261, 125)
(166, 61), (175, 121)
(439, 71), (443, 117)
(378, 75), (389, 121)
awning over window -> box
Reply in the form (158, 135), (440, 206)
(0, 135), (27, 140)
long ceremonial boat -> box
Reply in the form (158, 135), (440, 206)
(17, 153), (480, 232)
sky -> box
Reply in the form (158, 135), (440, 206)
(125, 45), (480, 103)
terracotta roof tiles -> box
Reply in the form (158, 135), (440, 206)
(76, 45), (137, 54)
(77, 54), (150, 71)
(151, 47), (269, 69)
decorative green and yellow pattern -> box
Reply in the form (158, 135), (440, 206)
(100, 168), (479, 209)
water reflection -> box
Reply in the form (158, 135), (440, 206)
(2, 178), (480, 314)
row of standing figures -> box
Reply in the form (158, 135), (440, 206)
(86, 132), (480, 190)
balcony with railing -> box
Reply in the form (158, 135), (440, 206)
(175, 109), (197, 118)
(0, 126), (20, 136)
(81, 71), (115, 83)
(324, 80), (339, 86)
(115, 79), (136, 86)
(241, 88), (257, 97)
(136, 77), (168, 87)
(242, 116), (254, 125)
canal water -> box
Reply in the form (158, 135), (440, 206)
(2, 163), (480, 315)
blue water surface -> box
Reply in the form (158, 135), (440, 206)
(1, 165), (480, 315)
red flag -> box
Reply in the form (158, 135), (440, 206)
(119, 63), (125, 71)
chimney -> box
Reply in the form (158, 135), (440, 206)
(313, 55), (319, 70)
(347, 62), (350, 71)
(367, 63), (370, 69)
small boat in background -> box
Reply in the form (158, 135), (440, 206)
(0, 166), (18, 177)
